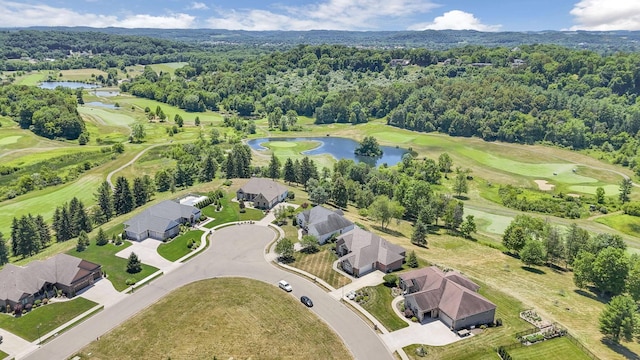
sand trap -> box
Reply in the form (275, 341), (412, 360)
(535, 180), (555, 191)
(566, 193), (581, 198)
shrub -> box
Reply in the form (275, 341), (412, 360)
(223, 180), (232, 186)
(301, 202), (309, 209)
(34, 299), (42, 307)
(411, 316), (418, 322)
(42, 298), (48, 305)
(358, 208), (369, 217)
(187, 239), (194, 248)
(125, 278), (137, 285)
(25, 303), (33, 312)
(495, 318), (503, 326)
(480, 324), (487, 329)
(383, 274), (398, 287)
(415, 346), (427, 357)
(404, 309), (414, 318)
(287, 192), (295, 200)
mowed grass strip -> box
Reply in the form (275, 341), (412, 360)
(67, 242), (158, 292)
(359, 284), (408, 331)
(292, 246), (351, 289)
(0, 297), (97, 341)
(596, 214), (640, 238)
(77, 278), (351, 360)
(157, 230), (204, 261)
(507, 336), (592, 360)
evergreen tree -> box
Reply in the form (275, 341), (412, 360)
(10, 217), (19, 257)
(142, 174), (156, 198)
(331, 175), (349, 208)
(199, 154), (217, 182)
(174, 114), (184, 127)
(16, 215), (39, 257)
(95, 181), (114, 222)
(619, 178), (633, 204)
(293, 159), (302, 185)
(459, 215), (477, 239)
(599, 295), (638, 343)
(95, 228), (109, 246)
(544, 226), (565, 267)
(299, 157), (318, 188)
(71, 198), (92, 236)
(127, 252), (142, 273)
(55, 205), (73, 242)
(76, 230), (89, 252)
(565, 223), (590, 266)
(0, 232), (9, 265)
(34, 214), (51, 247)
(283, 157), (297, 184)
(268, 153), (281, 179)
(113, 176), (134, 215)
(411, 220), (428, 246)
(133, 177), (149, 207)
(155, 169), (173, 192)
(195, 116), (200, 126)
(407, 250), (419, 268)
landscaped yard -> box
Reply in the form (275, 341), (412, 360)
(291, 245), (351, 289)
(0, 297), (97, 341)
(67, 241), (158, 292)
(157, 230), (204, 261)
(202, 195), (264, 228)
(507, 336), (593, 360)
(76, 278), (351, 359)
(358, 284), (408, 331)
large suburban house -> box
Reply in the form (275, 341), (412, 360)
(297, 205), (355, 244)
(336, 227), (406, 277)
(124, 200), (201, 241)
(236, 178), (289, 209)
(0, 254), (102, 309)
(400, 266), (496, 330)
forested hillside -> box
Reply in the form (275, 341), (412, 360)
(120, 44), (640, 176)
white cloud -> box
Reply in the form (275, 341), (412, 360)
(188, 2), (209, 10)
(0, 1), (195, 28)
(407, 10), (501, 31)
(207, 0), (439, 31)
(569, 0), (640, 31)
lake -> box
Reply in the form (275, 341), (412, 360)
(246, 137), (408, 167)
(39, 81), (100, 90)
(85, 101), (119, 109)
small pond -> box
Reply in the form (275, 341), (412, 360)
(246, 137), (408, 167)
(85, 101), (119, 109)
(91, 90), (120, 97)
(39, 81), (100, 90)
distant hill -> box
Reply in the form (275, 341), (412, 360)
(8, 27), (640, 53)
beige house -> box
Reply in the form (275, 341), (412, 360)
(336, 227), (405, 277)
(124, 200), (201, 241)
(296, 205), (355, 244)
(236, 178), (288, 209)
(400, 266), (496, 330)
(0, 254), (102, 309)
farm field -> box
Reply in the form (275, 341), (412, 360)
(75, 278), (351, 360)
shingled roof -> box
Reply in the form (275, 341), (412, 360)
(238, 178), (288, 203)
(402, 266), (495, 323)
(0, 254), (100, 303)
(337, 227), (405, 269)
(299, 205), (353, 236)
(124, 200), (199, 234)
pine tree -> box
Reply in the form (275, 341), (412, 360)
(95, 228), (109, 246)
(127, 252), (142, 273)
(174, 114), (184, 127)
(195, 116), (200, 126)
(133, 177), (149, 207)
(95, 181), (114, 221)
(34, 214), (51, 247)
(55, 205), (73, 242)
(113, 176), (134, 215)
(71, 198), (92, 235)
(10, 217), (19, 256)
(142, 174), (156, 199)
(407, 250), (419, 268)
(411, 220), (428, 246)
(268, 153), (281, 179)
(283, 158), (296, 184)
(77, 231), (89, 252)
(199, 154), (217, 182)
(0, 232), (8, 265)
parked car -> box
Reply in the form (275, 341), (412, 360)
(278, 280), (292, 292)
(300, 295), (313, 307)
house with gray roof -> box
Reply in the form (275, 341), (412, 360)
(236, 178), (288, 209)
(336, 227), (405, 277)
(124, 200), (201, 241)
(0, 254), (101, 309)
(400, 266), (496, 330)
(297, 205), (355, 244)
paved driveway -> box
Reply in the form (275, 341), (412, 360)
(0, 329), (32, 359)
(115, 239), (173, 270)
(23, 224), (393, 360)
(76, 277), (127, 308)
(380, 318), (462, 351)
(329, 270), (386, 300)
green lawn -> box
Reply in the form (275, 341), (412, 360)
(0, 297), (97, 341)
(157, 230), (204, 261)
(202, 196), (264, 228)
(292, 245), (351, 289)
(67, 242), (159, 291)
(358, 284), (408, 331)
(507, 337), (593, 360)
(596, 214), (640, 238)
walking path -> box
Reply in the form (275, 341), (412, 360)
(105, 143), (167, 189)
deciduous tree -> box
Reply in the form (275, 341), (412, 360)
(599, 295), (638, 343)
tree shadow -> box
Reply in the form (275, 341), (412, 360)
(371, 225), (404, 238)
(521, 266), (546, 275)
(547, 263), (569, 273)
(453, 195), (469, 201)
(503, 252), (521, 260)
(574, 288), (609, 304)
(601, 339), (640, 360)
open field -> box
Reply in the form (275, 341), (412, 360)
(13, 72), (47, 86)
(596, 214), (640, 238)
(75, 278), (351, 360)
(67, 241), (159, 292)
(58, 69), (107, 81)
(291, 245), (351, 289)
(507, 337), (593, 360)
(0, 297), (97, 341)
(113, 95), (224, 125)
(157, 230), (203, 261)
(149, 62), (187, 76)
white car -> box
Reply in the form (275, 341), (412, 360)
(278, 280), (292, 292)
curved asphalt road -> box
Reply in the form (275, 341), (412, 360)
(23, 225), (393, 360)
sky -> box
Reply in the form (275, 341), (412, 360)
(0, 0), (639, 32)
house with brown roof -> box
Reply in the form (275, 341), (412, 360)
(0, 254), (102, 309)
(236, 178), (288, 209)
(336, 227), (405, 277)
(297, 205), (355, 244)
(400, 266), (496, 330)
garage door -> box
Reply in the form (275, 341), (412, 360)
(359, 263), (373, 276)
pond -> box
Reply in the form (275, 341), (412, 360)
(39, 81), (100, 90)
(85, 101), (119, 109)
(91, 90), (120, 97)
(246, 137), (408, 167)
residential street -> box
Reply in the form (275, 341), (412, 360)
(22, 224), (394, 360)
